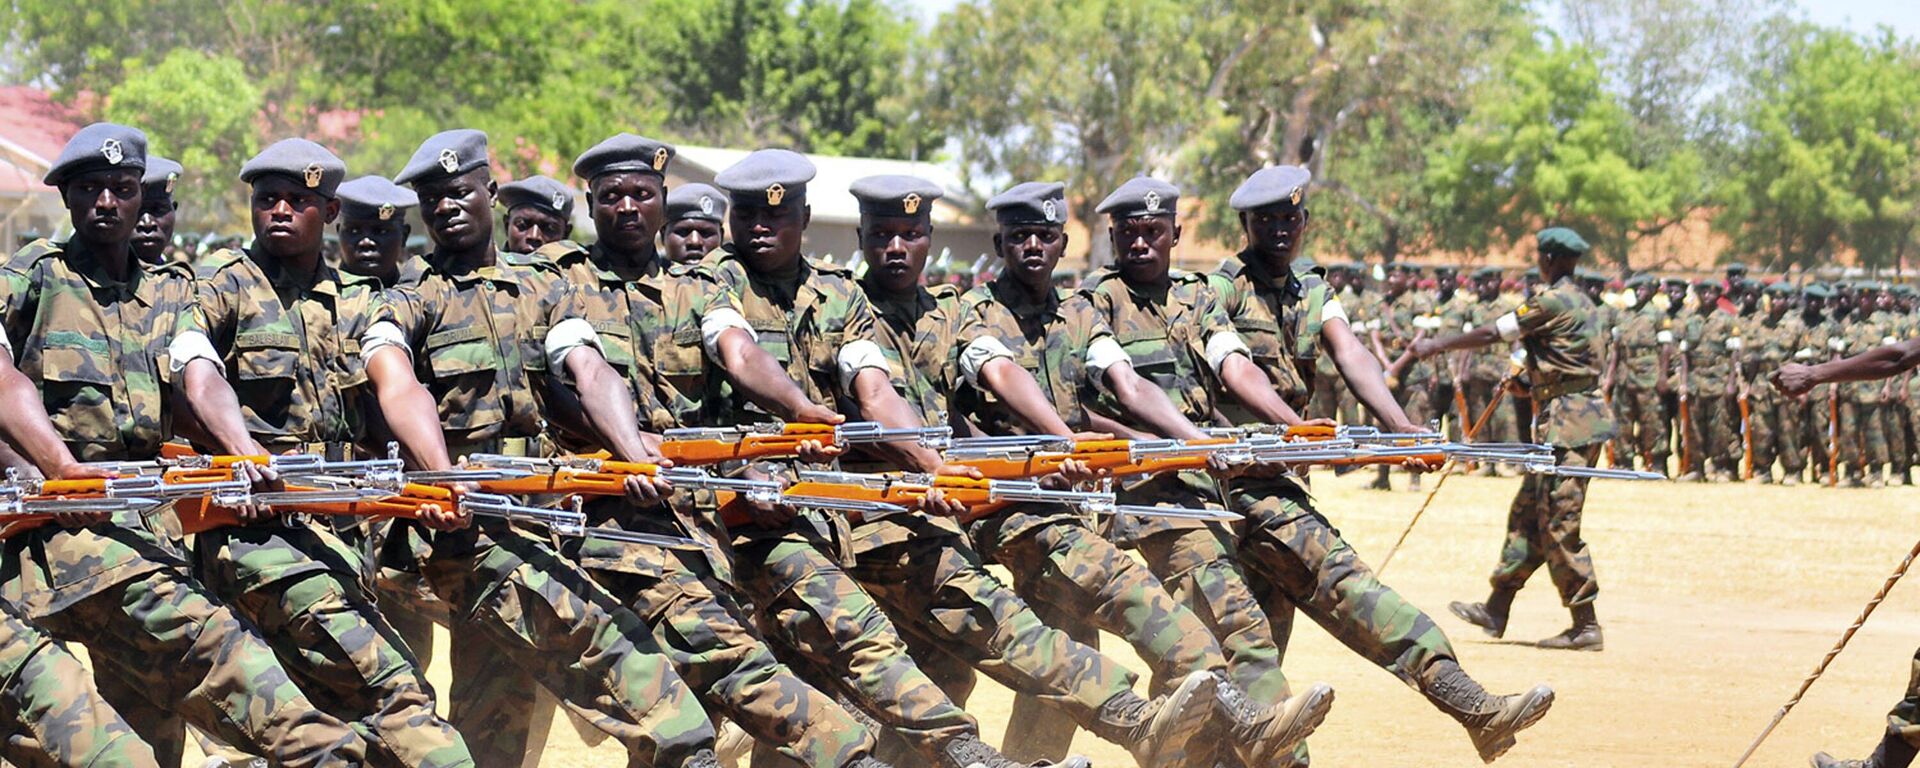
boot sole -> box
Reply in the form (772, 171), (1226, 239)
(1448, 601), (1507, 639)
(1473, 685), (1554, 763)
(1142, 671), (1219, 768)
(1241, 683), (1336, 764)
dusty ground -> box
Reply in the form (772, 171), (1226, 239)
(178, 470), (1920, 767)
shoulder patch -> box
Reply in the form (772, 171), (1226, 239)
(197, 247), (247, 276)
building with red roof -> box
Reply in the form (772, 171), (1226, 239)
(0, 86), (86, 247)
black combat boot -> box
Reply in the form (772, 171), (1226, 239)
(1208, 673), (1334, 766)
(1449, 588), (1516, 638)
(1422, 659), (1555, 763)
(1535, 603), (1603, 651)
(1811, 731), (1920, 768)
(683, 749), (724, 768)
(938, 733), (1092, 768)
(1086, 671), (1217, 768)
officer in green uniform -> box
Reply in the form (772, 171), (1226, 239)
(1214, 166), (1556, 763)
(1741, 282), (1805, 483)
(0, 123), (369, 766)
(1607, 275), (1666, 474)
(335, 176), (417, 287)
(367, 128), (722, 768)
(1414, 227), (1616, 652)
(1772, 330), (1920, 768)
(1658, 277), (1690, 474)
(497, 175), (573, 254)
(172, 138), (473, 767)
(1681, 279), (1743, 482)
(663, 183), (727, 266)
(131, 155), (180, 267)
(700, 151), (1116, 768)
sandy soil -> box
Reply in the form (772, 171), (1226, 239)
(176, 470), (1920, 767)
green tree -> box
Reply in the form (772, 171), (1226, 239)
(102, 48), (261, 231)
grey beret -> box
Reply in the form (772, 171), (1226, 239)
(239, 138), (347, 198)
(44, 122), (146, 186)
(142, 156), (183, 195)
(572, 133), (675, 181)
(497, 175), (574, 219)
(394, 129), (489, 185)
(337, 175), (418, 222)
(1095, 176), (1179, 220)
(666, 183), (727, 223)
(985, 181), (1068, 226)
(1229, 165), (1311, 211)
(850, 174), (943, 218)
(714, 149), (816, 206)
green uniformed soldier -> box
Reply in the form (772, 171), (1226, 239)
(663, 183), (727, 265)
(169, 138), (474, 767)
(1772, 328), (1920, 768)
(1414, 226), (1616, 652)
(1215, 166), (1555, 763)
(497, 175), (574, 254)
(367, 128), (722, 768)
(1798, 283), (1844, 484)
(1369, 262), (1437, 490)
(530, 133), (898, 768)
(1896, 287), (1920, 484)
(1741, 281), (1806, 483)
(700, 151), (1129, 768)
(1680, 279), (1742, 482)
(1607, 275), (1666, 474)
(1462, 267), (1521, 471)
(1842, 284), (1893, 486)
(1658, 277), (1690, 473)
(1305, 264), (1357, 426)
(0, 123), (369, 766)
(131, 155), (180, 266)
(1432, 265), (1473, 439)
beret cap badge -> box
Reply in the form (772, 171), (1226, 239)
(101, 139), (124, 165)
(1289, 186), (1303, 205)
(165, 172), (177, 194)
(1143, 190), (1161, 213)
(1043, 199), (1057, 222)
(438, 148), (460, 174)
(653, 147), (670, 171)
(378, 203), (396, 221)
(699, 195), (715, 215)
(766, 183), (786, 206)
(303, 163), (323, 189)
(903, 193), (922, 215)
(552, 191), (568, 210)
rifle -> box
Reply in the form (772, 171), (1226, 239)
(1739, 390), (1754, 480)
(1679, 346), (1696, 475)
(1828, 382), (1841, 487)
(0, 473), (255, 540)
(717, 470), (1240, 527)
(455, 454), (783, 504)
(656, 422), (952, 466)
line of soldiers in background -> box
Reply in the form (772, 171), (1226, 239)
(1314, 260), (1920, 488)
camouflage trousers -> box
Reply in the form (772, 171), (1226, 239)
(1840, 400), (1891, 473)
(0, 598), (158, 768)
(1465, 377), (1520, 447)
(1804, 388), (1840, 481)
(1748, 384), (1806, 477)
(1612, 385), (1668, 473)
(1886, 401), (1912, 473)
(2, 523), (366, 767)
(1491, 443), (1602, 606)
(1884, 646), (1920, 748)
(1395, 377), (1435, 429)
(1685, 392), (1741, 476)
(1224, 477), (1457, 690)
(416, 525), (717, 768)
(733, 526), (978, 765)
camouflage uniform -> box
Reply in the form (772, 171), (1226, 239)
(1740, 309), (1806, 480)
(1491, 276), (1616, 605)
(0, 597), (159, 768)
(1841, 311), (1893, 480)
(1308, 286), (1363, 423)
(1374, 288), (1437, 425)
(1800, 313), (1844, 482)
(537, 240), (877, 768)
(1207, 253), (1461, 692)
(0, 240), (366, 767)
(1610, 302), (1668, 473)
(376, 250), (716, 768)
(1681, 306), (1742, 477)
(703, 247), (983, 764)
(189, 246), (473, 768)
(1432, 291), (1476, 440)
(1464, 294), (1521, 448)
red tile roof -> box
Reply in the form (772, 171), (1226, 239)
(0, 86), (85, 196)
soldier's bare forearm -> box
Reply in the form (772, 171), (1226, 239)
(1219, 354), (1306, 425)
(1086, 410), (1153, 440)
(1102, 363), (1209, 441)
(1811, 339), (1920, 385)
(0, 351), (81, 476)
(979, 358), (1076, 437)
(566, 348), (654, 462)
(1326, 323), (1421, 431)
(1421, 325), (1504, 356)
(366, 347), (454, 471)
(849, 368), (942, 473)
(714, 329), (822, 422)
(180, 360), (267, 456)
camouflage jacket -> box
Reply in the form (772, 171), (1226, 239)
(1375, 289), (1438, 386)
(1612, 302), (1667, 391)
(1510, 276), (1616, 448)
(1205, 252), (1326, 415)
(1740, 313), (1801, 384)
(1083, 267), (1228, 425)
(0, 240), (201, 612)
(1846, 311), (1896, 404)
(1798, 314), (1844, 403)
(196, 248), (381, 451)
(861, 279), (963, 428)
(1683, 307), (1741, 394)
(1465, 296), (1519, 382)
(703, 246), (876, 422)
(950, 276), (1113, 438)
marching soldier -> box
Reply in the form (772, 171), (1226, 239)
(335, 175), (417, 286)
(1799, 284), (1843, 484)
(1842, 284), (1893, 487)
(1658, 277), (1690, 474)
(1369, 262), (1436, 490)
(1608, 275), (1667, 474)
(1462, 267), (1520, 470)
(1679, 280), (1742, 482)
(663, 182), (727, 265)
(1741, 282), (1806, 484)
(0, 123), (370, 766)
(497, 175), (574, 254)
(1433, 265), (1472, 439)
(131, 155), (181, 267)
(1414, 227), (1616, 652)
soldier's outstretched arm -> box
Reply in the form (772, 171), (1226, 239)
(1217, 353), (1315, 426)
(363, 346), (456, 472)
(1322, 315), (1425, 431)
(710, 327), (843, 424)
(173, 358), (268, 456)
(549, 332), (655, 464)
(1098, 361), (1211, 441)
(1773, 337), (1920, 397)
(847, 367), (948, 473)
(0, 347), (88, 479)
(973, 357), (1078, 436)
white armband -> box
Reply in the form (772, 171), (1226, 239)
(1493, 312), (1522, 342)
(1510, 348), (1528, 366)
(1656, 329), (1675, 344)
(1679, 341), (1689, 353)
(1204, 331), (1252, 374)
(958, 337), (1017, 387)
(835, 339), (890, 395)
(360, 321), (411, 364)
(1320, 299), (1348, 324)
(166, 330), (222, 375)
(1085, 337), (1132, 378)
(699, 307), (756, 359)
(1413, 315), (1443, 331)
(1725, 336), (1743, 351)
(1886, 336), (1901, 347)
(1829, 337), (1848, 351)
(544, 317), (604, 371)
(1462, 321), (1475, 332)
(1794, 348), (1815, 360)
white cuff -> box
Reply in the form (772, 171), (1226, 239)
(835, 339), (890, 395)
(958, 337), (1017, 387)
(544, 317), (604, 371)
(166, 330), (222, 375)
(1679, 341), (1689, 353)
(1886, 336), (1900, 346)
(1320, 299), (1348, 324)
(1725, 337), (1743, 351)
(1656, 330), (1675, 344)
(1204, 331), (1252, 374)
(1493, 313), (1522, 342)
(1829, 337), (1848, 351)
(1462, 321), (1475, 332)
(1085, 337), (1131, 378)
(1795, 348), (1815, 360)
(700, 308), (756, 359)
(1412, 315), (1443, 331)
(360, 321), (411, 364)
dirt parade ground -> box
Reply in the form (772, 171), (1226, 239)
(155, 469), (1920, 767)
